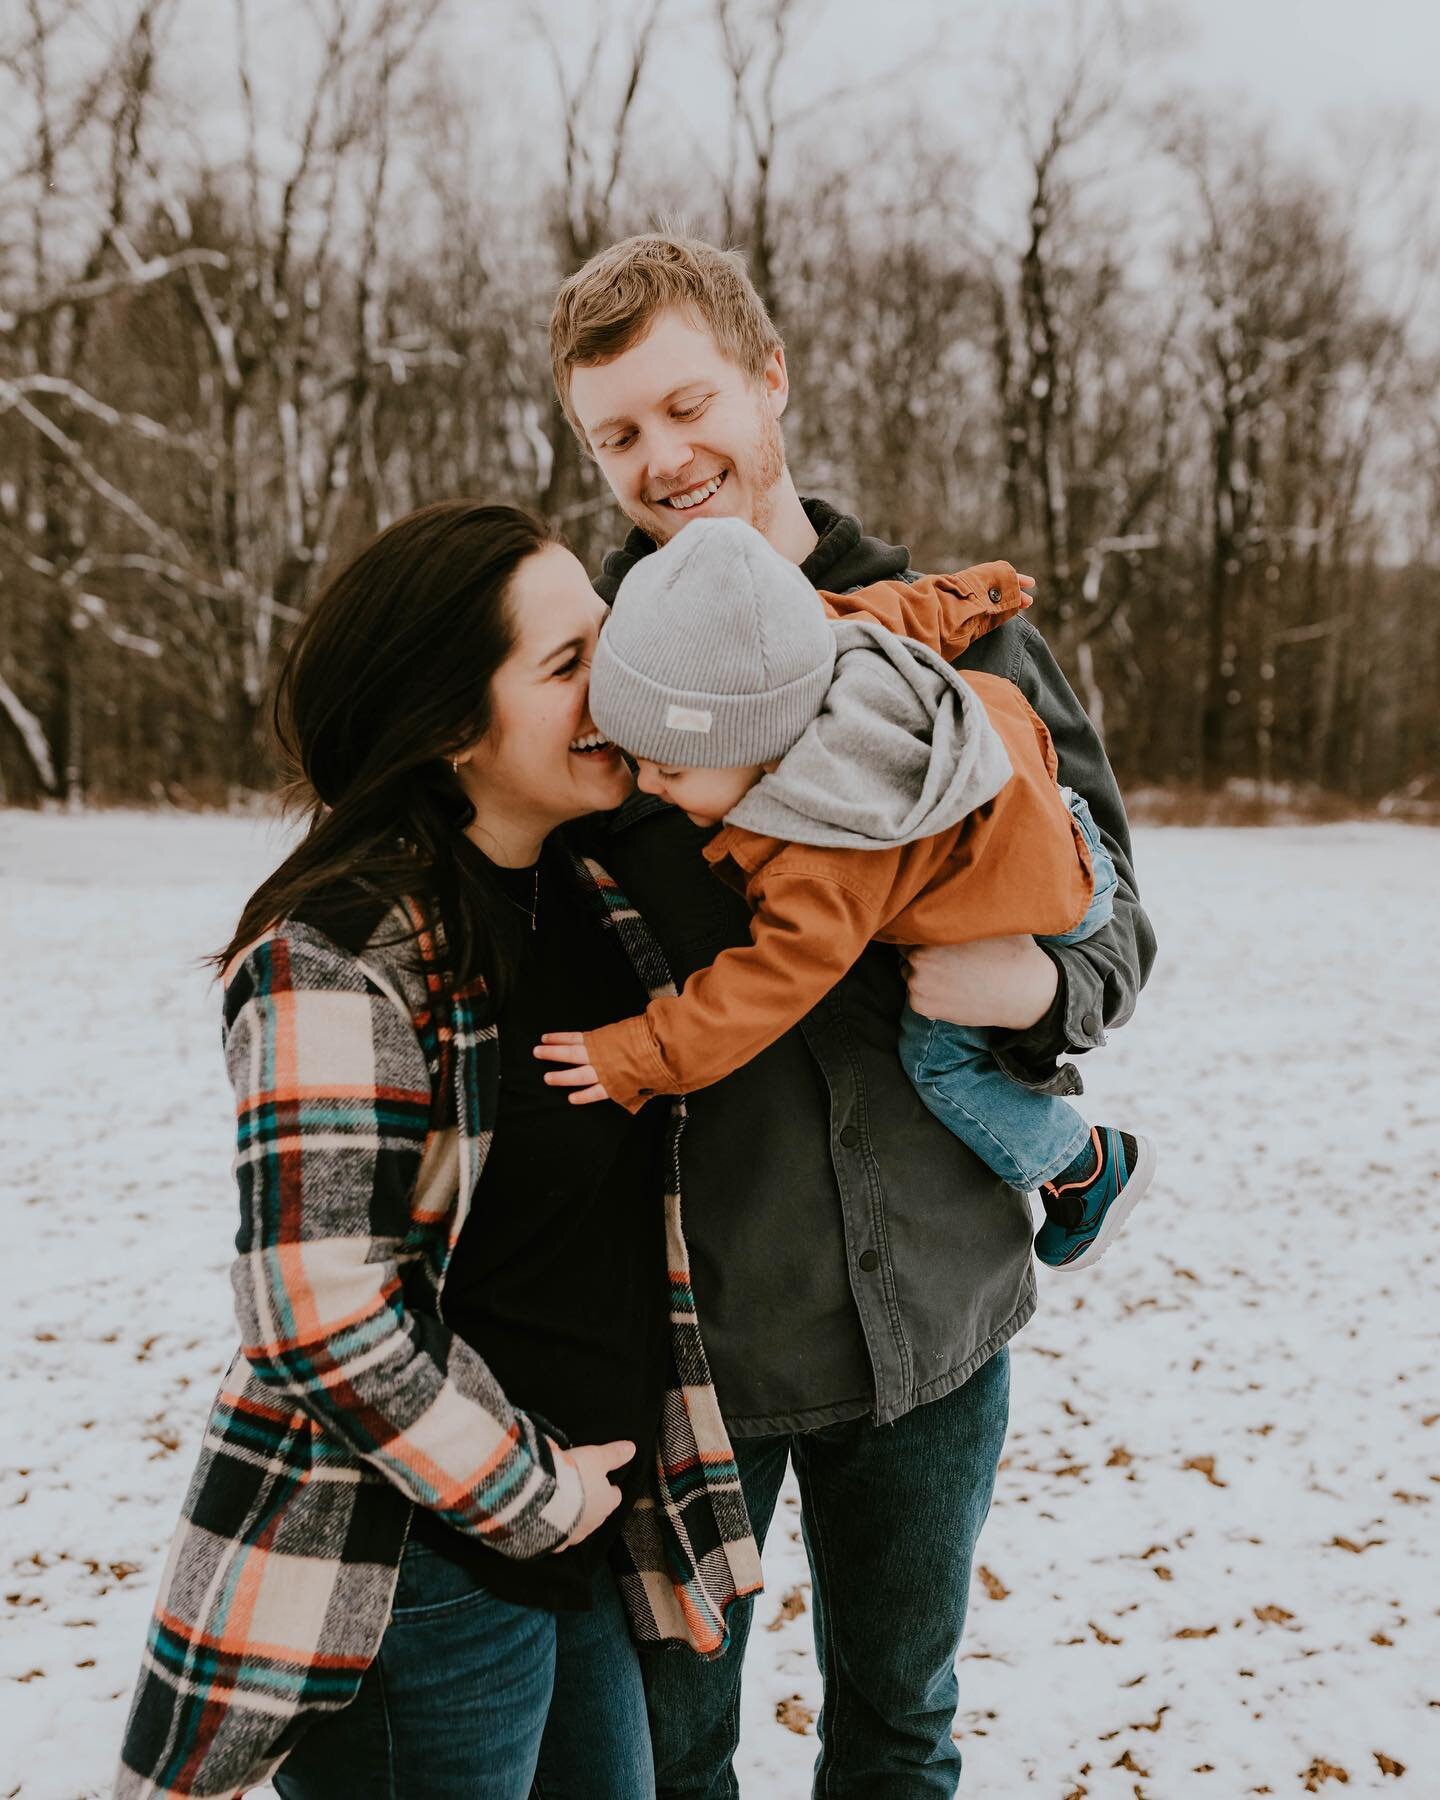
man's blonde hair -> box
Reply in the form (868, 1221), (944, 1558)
(549, 233), (782, 448)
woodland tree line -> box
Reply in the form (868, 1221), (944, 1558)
(2, 0), (1437, 809)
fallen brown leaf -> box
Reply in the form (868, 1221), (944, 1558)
(1374, 1753), (1405, 1777)
(1300, 1759), (1349, 1791)
(1182, 1455), (1228, 1488)
(1114, 1750), (1150, 1775)
(1089, 1621), (1123, 1645)
(774, 1695), (814, 1735)
(1253, 1604), (1296, 1626)
(976, 1566), (1009, 1601)
(1174, 1625), (1219, 1638)
(1106, 1446), (1134, 1467)
(1330, 1536), (1385, 1554)
(1152, 1565), (1174, 1581)
(765, 1586), (808, 1632)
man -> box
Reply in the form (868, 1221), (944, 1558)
(549, 234), (1156, 1796)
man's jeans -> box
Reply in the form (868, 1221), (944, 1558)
(641, 1347), (1010, 1798)
(899, 790), (1120, 1191)
(272, 1535), (654, 1800)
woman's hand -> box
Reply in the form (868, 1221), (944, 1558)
(550, 1437), (635, 1550)
(902, 935), (1059, 1030)
(534, 1032), (612, 1104)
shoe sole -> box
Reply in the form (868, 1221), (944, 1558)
(1053, 1133), (1157, 1272)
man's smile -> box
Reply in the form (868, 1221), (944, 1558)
(655, 470), (727, 512)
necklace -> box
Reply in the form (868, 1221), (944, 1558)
(498, 865), (540, 932)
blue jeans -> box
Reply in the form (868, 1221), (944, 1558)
(272, 1535), (655, 1800)
(898, 790), (1119, 1192)
(641, 1346), (1010, 1798)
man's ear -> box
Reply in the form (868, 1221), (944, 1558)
(764, 344), (790, 420)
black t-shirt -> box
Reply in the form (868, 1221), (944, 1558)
(409, 838), (669, 1610)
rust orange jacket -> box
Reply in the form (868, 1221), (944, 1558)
(585, 564), (1095, 1113)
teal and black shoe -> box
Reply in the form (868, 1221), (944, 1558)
(1034, 1127), (1156, 1271)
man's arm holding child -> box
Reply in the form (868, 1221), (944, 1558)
(908, 619), (1157, 1075)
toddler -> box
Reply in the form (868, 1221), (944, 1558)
(536, 519), (1155, 1269)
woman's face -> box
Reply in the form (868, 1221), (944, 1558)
(459, 543), (633, 853)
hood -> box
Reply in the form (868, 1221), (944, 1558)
(594, 496), (911, 604)
(724, 620), (1013, 851)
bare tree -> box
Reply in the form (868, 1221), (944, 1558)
(524, 0), (665, 527)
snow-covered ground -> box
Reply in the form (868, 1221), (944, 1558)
(2, 811), (1436, 1799)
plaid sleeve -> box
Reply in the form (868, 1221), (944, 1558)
(223, 929), (584, 1556)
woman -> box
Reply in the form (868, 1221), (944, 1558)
(114, 502), (761, 1800)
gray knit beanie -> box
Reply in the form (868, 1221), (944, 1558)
(589, 517), (835, 768)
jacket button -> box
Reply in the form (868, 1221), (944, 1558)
(987, 586), (1003, 604)
(838, 1125), (860, 1148)
(1081, 1012), (1099, 1036)
(858, 1249), (880, 1272)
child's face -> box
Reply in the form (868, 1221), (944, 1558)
(632, 758), (765, 827)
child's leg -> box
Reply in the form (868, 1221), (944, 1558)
(897, 1002), (1156, 1272)
(1045, 789), (1118, 949)
(897, 1006), (1091, 1192)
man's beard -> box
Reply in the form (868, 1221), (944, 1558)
(627, 406), (787, 545)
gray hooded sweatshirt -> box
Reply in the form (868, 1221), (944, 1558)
(727, 619), (1015, 850)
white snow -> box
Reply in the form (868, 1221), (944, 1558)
(1, 811), (1436, 1798)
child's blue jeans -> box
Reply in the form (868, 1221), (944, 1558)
(897, 789), (1118, 1192)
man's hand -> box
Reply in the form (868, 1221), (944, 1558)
(550, 1437), (635, 1551)
(534, 1032), (611, 1105)
(902, 936), (1059, 1031)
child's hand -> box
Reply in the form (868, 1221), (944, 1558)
(534, 1032), (612, 1105)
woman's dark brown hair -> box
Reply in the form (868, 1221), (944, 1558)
(217, 500), (557, 994)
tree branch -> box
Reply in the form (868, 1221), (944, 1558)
(0, 248), (229, 334)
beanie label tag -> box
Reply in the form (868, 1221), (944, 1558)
(665, 704), (713, 734)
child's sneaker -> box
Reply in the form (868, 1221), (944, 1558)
(1033, 1127), (1156, 1271)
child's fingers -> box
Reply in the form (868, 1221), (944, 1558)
(567, 1083), (611, 1106)
(534, 1040), (590, 1065)
(538, 1031), (585, 1045)
(543, 1063), (601, 1088)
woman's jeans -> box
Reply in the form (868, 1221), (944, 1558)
(898, 790), (1119, 1192)
(272, 1535), (655, 1800)
(641, 1346), (1011, 1798)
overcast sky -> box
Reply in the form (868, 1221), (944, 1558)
(156, 0), (1438, 162)
(25, 0), (1437, 282)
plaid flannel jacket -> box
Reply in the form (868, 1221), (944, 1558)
(116, 854), (761, 1799)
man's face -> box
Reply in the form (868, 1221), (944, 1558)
(568, 308), (789, 546)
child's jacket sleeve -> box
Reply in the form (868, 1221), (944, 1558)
(821, 561), (1030, 656)
(584, 858), (897, 1113)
